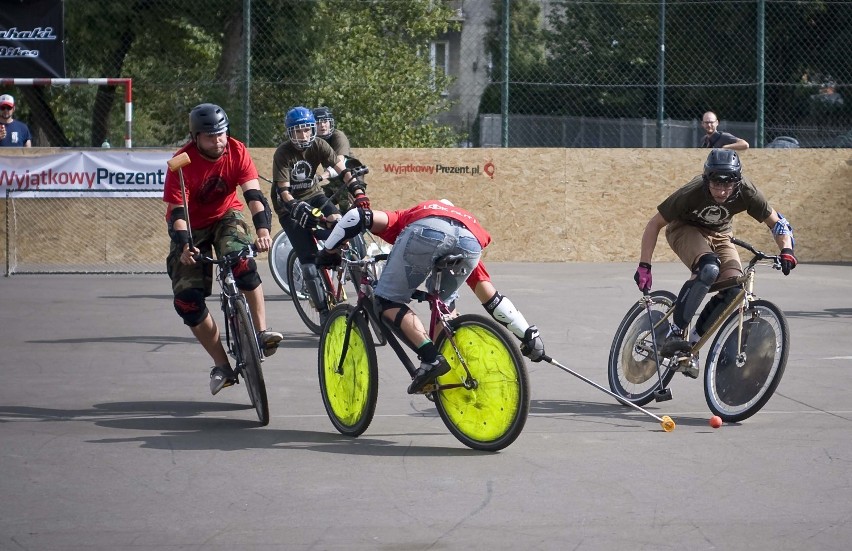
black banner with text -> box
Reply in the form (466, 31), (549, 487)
(0, 0), (65, 77)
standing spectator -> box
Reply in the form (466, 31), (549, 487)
(699, 111), (748, 151)
(0, 94), (32, 147)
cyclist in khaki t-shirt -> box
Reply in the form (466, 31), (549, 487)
(634, 150), (797, 365)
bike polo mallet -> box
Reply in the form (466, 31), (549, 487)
(167, 152), (194, 250)
(643, 291), (673, 402)
(540, 354), (676, 432)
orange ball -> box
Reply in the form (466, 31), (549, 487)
(709, 415), (723, 429)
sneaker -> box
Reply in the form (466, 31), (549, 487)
(659, 325), (692, 358)
(209, 364), (238, 395)
(258, 329), (283, 357)
(407, 356), (451, 394)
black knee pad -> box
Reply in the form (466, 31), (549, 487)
(174, 288), (208, 327)
(696, 287), (741, 336)
(234, 257), (261, 291)
(694, 254), (721, 286)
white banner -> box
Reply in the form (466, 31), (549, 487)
(1, 151), (172, 198)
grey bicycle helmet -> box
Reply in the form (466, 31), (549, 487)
(189, 103), (229, 139)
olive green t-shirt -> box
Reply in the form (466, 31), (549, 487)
(271, 139), (338, 205)
(657, 175), (771, 233)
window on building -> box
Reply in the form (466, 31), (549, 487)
(430, 41), (449, 96)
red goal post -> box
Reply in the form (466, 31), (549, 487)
(0, 78), (133, 148)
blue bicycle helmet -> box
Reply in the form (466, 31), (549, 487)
(285, 106), (316, 150)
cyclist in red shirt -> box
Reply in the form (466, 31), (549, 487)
(164, 103), (283, 395)
(316, 198), (545, 394)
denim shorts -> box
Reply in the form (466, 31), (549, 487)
(375, 217), (482, 304)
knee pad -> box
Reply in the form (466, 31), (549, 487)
(233, 257), (261, 291)
(694, 254), (721, 286)
(174, 288), (208, 327)
(696, 287), (741, 336)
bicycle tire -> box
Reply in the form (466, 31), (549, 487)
(433, 314), (529, 452)
(287, 249), (335, 335)
(608, 290), (678, 407)
(233, 297), (270, 426)
(267, 230), (293, 296)
(318, 304), (378, 436)
(704, 299), (789, 422)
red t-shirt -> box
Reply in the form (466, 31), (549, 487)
(162, 137), (258, 229)
(376, 200), (492, 290)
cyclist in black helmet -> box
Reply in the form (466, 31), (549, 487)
(313, 106), (351, 159)
(634, 149), (796, 373)
(164, 103), (283, 395)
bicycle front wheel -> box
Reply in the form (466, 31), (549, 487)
(433, 314), (529, 452)
(318, 304), (378, 436)
(288, 249), (336, 335)
(234, 297), (270, 426)
(704, 299), (789, 422)
(268, 230), (293, 296)
(608, 291), (677, 406)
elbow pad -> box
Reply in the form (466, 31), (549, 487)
(244, 189), (271, 231)
(482, 291), (530, 340)
(324, 207), (373, 250)
(771, 213), (795, 247)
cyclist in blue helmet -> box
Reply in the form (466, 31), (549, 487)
(271, 106), (364, 325)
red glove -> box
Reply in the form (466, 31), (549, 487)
(780, 248), (797, 275)
(353, 194), (371, 210)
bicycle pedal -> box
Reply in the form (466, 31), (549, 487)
(418, 383), (440, 394)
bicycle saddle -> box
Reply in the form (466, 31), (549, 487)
(434, 254), (466, 274)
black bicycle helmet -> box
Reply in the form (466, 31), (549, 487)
(703, 149), (742, 183)
(312, 106), (335, 139)
(189, 103), (229, 138)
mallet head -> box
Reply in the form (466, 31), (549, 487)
(167, 152), (191, 172)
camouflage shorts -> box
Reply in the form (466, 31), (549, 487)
(166, 209), (254, 297)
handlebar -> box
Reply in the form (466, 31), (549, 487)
(730, 237), (781, 270)
(194, 244), (257, 266)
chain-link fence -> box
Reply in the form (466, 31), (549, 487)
(2, 0), (849, 149)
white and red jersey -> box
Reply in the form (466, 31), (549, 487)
(163, 137), (258, 229)
(375, 200), (492, 290)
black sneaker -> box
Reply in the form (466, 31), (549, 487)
(659, 336), (691, 358)
(209, 364), (238, 395)
(407, 356), (451, 394)
(258, 330), (283, 357)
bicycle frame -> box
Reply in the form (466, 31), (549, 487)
(198, 246), (262, 367)
(335, 255), (475, 392)
(643, 238), (781, 360)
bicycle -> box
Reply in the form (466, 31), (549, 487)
(318, 253), (530, 451)
(196, 244), (271, 426)
(608, 237), (790, 423)
(266, 161), (370, 298)
(288, 172), (392, 335)
(268, 229), (294, 296)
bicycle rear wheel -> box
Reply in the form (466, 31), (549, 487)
(704, 299), (789, 422)
(433, 314), (529, 452)
(233, 297), (270, 426)
(268, 230), (293, 296)
(318, 304), (378, 436)
(288, 249), (338, 335)
(608, 291), (677, 406)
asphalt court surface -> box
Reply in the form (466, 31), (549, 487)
(1, 261), (851, 550)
